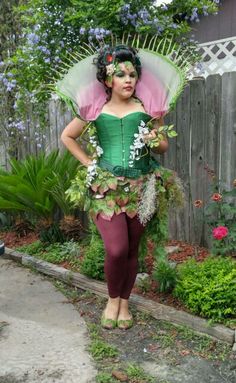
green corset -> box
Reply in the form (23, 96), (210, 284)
(94, 111), (154, 178)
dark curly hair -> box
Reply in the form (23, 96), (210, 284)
(93, 45), (142, 98)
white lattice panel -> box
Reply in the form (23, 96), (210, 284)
(191, 36), (236, 78)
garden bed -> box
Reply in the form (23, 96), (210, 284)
(0, 229), (210, 310)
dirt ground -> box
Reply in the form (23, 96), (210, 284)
(57, 282), (236, 383)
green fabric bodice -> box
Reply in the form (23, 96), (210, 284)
(94, 112), (152, 177)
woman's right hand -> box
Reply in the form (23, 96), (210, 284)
(85, 158), (93, 167)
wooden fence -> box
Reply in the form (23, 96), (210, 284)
(1, 73), (236, 246)
(163, 72), (236, 245)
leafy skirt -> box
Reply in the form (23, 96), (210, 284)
(65, 164), (185, 225)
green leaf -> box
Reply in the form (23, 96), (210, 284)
(167, 130), (178, 137)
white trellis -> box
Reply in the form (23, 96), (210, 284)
(191, 36), (236, 78)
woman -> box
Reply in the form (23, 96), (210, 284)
(58, 44), (185, 329)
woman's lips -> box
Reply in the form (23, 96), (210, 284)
(123, 86), (133, 91)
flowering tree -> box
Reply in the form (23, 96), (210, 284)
(0, 0), (221, 158)
(0, 0), (23, 157)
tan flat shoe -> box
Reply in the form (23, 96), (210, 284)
(117, 314), (133, 330)
(101, 312), (117, 330)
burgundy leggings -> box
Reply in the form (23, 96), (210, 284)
(94, 213), (145, 299)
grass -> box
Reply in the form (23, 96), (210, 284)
(125, 363), (155, 382)
(53, 280), (79, 301)
(96, 372), (116, 383)
(88, 339), (119, 361)
(86, 314), (119, 361)
(150, 322), (232, 362)
(152, 331), (175, 348)
(95, 363), (157, 383)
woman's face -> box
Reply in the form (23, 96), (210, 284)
(109, 62), (138, 99)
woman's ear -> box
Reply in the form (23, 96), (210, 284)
(105, 79), (112, 88)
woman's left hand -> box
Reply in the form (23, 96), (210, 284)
(143, 128), (158, 143)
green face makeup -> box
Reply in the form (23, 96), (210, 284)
(114, 62), (137, 78)
(123, 61), (134, 71)
(105, 61), (137, 86)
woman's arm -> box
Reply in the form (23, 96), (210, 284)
(61, 117), (92, 167)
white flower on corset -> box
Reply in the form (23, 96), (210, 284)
(129, 120), (149, 168)
(96, 146), (103, 157)
(86, 159), (98, 187)
(89, 134), (103, 158)
(106, 64), (116, 76)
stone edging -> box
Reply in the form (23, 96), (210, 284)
(3, 247), (236, 348)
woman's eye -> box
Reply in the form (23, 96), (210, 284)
(115, 72), (124, 77)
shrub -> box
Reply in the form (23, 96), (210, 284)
(17, 240), (45, 255)
(39, 222), (65, 244)
(80, 232), (105, 280)
(152, 260), (177, 293)
(0, 150), (78, 224)
(174, 257), (236, 322)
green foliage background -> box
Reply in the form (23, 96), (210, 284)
(0, 0), (220, 158)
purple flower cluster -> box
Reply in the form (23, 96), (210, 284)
(79, 27), (111, 40)
(8, 119), (26, 134)
(7, 118), (47, 149)
(189, 8), (200, 22)
(23, 5), (71, 69)
(186, 1), (221, 23)
(120, 4), (152, 28)
(27, 32), (40, 45)
(37, 46), (50, 55)
(0, 71), (17, 92)
(203, 5), (209, 16)
(26, 28), (53, 62)
(34, 131), (46, 148)
(119, 4), (175, 33)
(137, 9), (152, 25)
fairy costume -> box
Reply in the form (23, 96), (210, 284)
(54, 39), (190, 224)
(55, 38), (191, 302)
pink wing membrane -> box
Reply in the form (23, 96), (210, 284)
(136, 68), (168, 118)
(77, 81), (107, 121)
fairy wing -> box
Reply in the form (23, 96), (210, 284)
(53, 42), (189, 121)
(136, 49), (185, 119)
(55, 54), (107, 121)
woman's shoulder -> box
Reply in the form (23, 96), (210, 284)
(132, 96), (143, 106)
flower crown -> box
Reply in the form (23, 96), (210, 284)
(102, 45), (141, 76)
